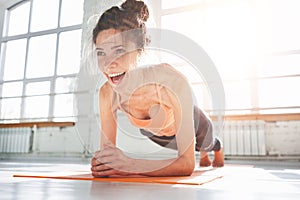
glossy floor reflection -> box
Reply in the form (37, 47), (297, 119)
(1, 159), (300, 200)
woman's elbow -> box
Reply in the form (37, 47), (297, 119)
(185, 164), (195, 176)
(179, 158), (195, 176)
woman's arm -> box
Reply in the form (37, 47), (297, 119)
(98, 82), (117, 148)
(91, 142), (195, 177)
(91, 82), (118, 177)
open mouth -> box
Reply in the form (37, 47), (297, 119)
(108, 72), (126, 85)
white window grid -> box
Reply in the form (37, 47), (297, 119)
(154, 0), (300, 115)
(0, 0), (82, 122)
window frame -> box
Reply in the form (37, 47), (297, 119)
(0, 0), (82, 123)
(157, 0), (300, 115)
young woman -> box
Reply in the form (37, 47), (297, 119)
(90, 0), (224, 177)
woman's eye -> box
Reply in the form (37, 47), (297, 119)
(97, 51), (105, 56)
(115, 48), (126, 54)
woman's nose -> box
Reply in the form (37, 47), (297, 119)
(103, 59), (119, 73)
(99, 55), (118, 70)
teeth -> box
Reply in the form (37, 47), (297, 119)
(108, 72), (124, 78)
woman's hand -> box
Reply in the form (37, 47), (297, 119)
(90, 143), (134, 177)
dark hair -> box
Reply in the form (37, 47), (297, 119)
(92, 0), (149, 50)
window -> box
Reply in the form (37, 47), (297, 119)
(159, 0), (300, 114)
(0, 0), (84, 123)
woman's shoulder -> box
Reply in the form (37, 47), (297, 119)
(146, 63), (176, 71)
(140, 63), (186, 78)
(147, 63), (189, 83)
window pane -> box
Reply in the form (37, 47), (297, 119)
(24, 96), (49, 118)
(57, 30), (82, 75)
(259, 55), (300, 77)
(60, 0), (84, 27)
(5, 1), (30, 36)
(0, 98), (21, 119)
(162, 10), (204, 45)
(157, 50), (205, 83)
(191, 84), (210, 110)
(25, 81), (50, 96)
(2, 39), (27, 81)
(162, 0), (202, 9)
(258, 77), (300, 109)
(224, 81), (252, 112)
(2, 82), (23, 97)
(55, 77), (76, 93)
(270, 0), (300, 51)
(204, 2), (256, 81)
(26, 34), (56, 78)
(54, 94), (74, 117)
(30, 0), (59, 32)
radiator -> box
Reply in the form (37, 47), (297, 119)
(0, 128), (32, 153)
(215, 120), (266, 156)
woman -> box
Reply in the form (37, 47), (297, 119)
(91, 0), (224, 177)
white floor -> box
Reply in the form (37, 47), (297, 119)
(1, 158), (300, 200)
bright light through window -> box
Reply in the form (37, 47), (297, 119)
(160, 0), (300, 114)
(259, 55), (300, 77)
(54, 94), (74, 117)
(26, 81), (50, 96)
(57, 30), (82, 75)
(258, 77), (300, 111)
(270, 0), (300, 52)
(26, 34), (57, 78)
(162, 10), (204, 46)
(30, 0), (59, 32)
(162, 0), (202, 9)
(5, 1), (30, 36)
(2, 39), (27, 81)
(0, 0), (83, 122)
(0, 98), (22, 120)
(60, 0), (84, 27)
(24, 96), (49, 119)
(2, 82), (23, 97)
(203, 1), (256, 81)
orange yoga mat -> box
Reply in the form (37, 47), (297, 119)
(13, 169), (223, 185)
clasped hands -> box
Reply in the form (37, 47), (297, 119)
(91, 143), (134, 177)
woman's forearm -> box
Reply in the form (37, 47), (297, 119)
(91, 143), (195, 177)
(129, 155), (195, 177)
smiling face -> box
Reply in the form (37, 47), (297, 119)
(95, 29), (139, 86)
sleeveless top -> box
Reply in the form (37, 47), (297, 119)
(111, 64), (187, 137)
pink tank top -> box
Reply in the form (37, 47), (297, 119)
(112, 65), (180, 137)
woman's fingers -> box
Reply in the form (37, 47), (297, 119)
(92, 168), (118, 177)
(91, 163), (112, 172)
(91, 146), (129, 177)
(91, 147), (119, 170)
(91, 147), (115, 165)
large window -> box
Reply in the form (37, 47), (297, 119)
(0, 0), (84, 123)
(158, 0), (300, 115)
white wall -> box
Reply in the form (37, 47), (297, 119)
(26, 119), (300, 157)
(265, 121), (300, 156)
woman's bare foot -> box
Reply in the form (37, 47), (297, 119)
(199, 152), (212, 167)
(212, 148), (224, 167)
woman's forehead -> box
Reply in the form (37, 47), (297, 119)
(95, 29), (137, 50)
(96, 29), (123, 46)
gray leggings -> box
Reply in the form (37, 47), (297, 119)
(140, 106), (221, 152)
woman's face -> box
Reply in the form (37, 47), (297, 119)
(95, 28), (139, 86)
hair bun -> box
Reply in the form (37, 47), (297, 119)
(121, 0), (149, 22)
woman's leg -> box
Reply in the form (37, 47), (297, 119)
(193, 106), (224, 167)
(139, 129), (178, 150)
(139, 106), (224, 167)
